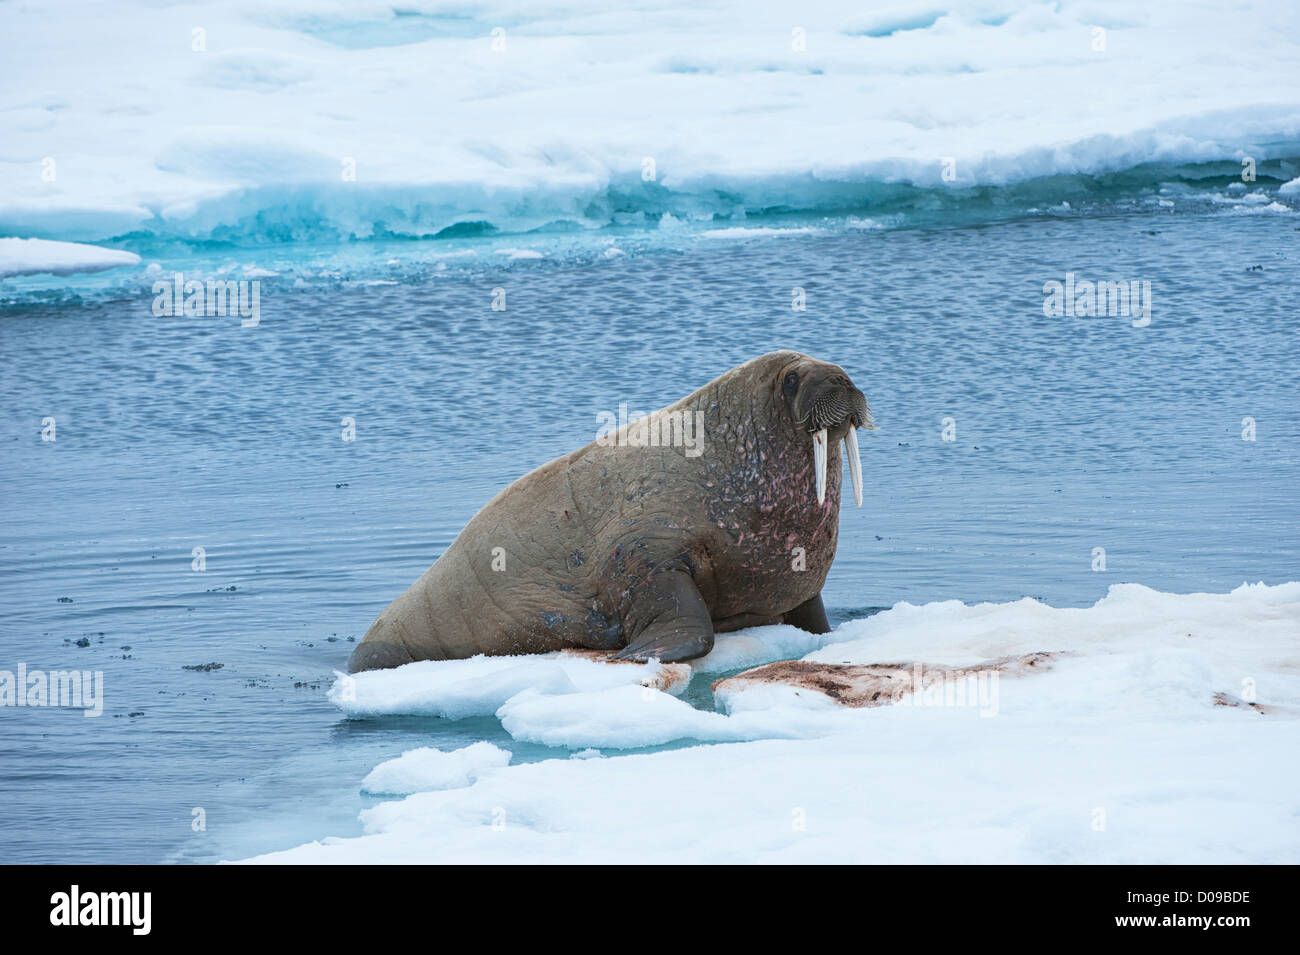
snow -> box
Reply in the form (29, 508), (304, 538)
(244, 581), (1300, 863)
(0, 237), (140, 279)
(686, 623), (843, 674)
(360, 742), (511, 795)
(497, 683), (840, 748)
(328, 652), (689, 719)
(2, 0), (1297, 247)
(328, 622), (844, 748)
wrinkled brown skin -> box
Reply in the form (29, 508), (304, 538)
(348, 350), (872, 672)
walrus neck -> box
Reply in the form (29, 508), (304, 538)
(706, 372), (805, 464)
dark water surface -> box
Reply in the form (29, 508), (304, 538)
(1, 210), (1297, 862)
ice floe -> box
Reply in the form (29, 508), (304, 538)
(360, 742), (511, 796)
(3, 0), (1297, 248)
(263, 582), (1300, 862)
(0, 237), (141, 279)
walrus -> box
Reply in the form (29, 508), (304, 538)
(349, 350), (872, 672)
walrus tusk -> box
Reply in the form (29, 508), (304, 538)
(845, 426), (862, 507)
(813, 428), (827, 505)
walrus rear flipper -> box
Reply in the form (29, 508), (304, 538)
(782, 592), (831, 634)
(614, 570), (714, 663)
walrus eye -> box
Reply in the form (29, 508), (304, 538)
(782, 372), (799, 396)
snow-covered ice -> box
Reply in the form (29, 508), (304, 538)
(329, 652), (690, 719)
(360, 742), (511, 795)
(0, 237), (140, 278)
(246, 582), (1300, 863)
(2, 0), (1298, 246)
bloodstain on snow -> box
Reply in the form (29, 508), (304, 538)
(559, 648), (692, 694)
(712, 652), (1060, 708)
(1212, 691), (1274, 715)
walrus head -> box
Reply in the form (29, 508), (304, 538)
(774, 353), (874, 507)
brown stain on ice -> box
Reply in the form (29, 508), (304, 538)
(1211, 691), (1276, 715)
(559, 648), (692, 693)
(711, 652), (1059, 708)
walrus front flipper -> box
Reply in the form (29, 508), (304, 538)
(783, 593), (831, 634)
(348, 640), (416, 673)
(614, 570), (715, 663)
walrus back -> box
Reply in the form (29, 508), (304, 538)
(349, 446), (608, 670)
